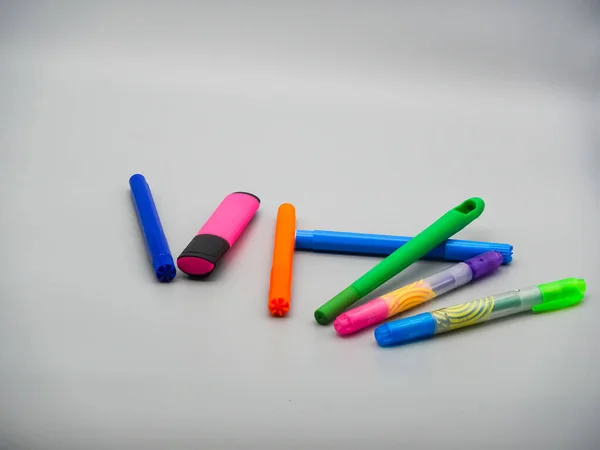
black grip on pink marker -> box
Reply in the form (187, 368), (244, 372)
(177, 192), (260, 276)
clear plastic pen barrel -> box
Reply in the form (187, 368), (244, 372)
(374, 278), (587, 347)
(333, 251), (503, 335)
(430, 286), (542, 335)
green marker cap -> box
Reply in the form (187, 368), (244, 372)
(533, 278), (586, 313)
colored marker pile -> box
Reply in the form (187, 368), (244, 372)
(130, 174), (586, 348)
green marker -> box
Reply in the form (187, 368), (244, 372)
(314, 197), (486, 325)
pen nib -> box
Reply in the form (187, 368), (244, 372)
(269, 297), (290, 317)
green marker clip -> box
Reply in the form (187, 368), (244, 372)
(314, 197), (486, 325)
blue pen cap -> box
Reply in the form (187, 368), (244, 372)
(129, 174), (176, 282)
(374, 313), (437, 347)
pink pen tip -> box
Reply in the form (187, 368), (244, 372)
(176, 256), (215, 276)
(333, 314), (356, 335)
(333, 298), (390, 336)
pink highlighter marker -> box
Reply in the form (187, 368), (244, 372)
(177, 192), (260, 276)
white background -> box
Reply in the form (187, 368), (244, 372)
(1, 1), (599, 449)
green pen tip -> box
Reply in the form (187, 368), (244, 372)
(534, 278), (587, 313)
(575, 278), (587, 294)
(314, 286), (361, 325)
(314, 310), (329, 325)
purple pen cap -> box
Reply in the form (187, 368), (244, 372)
(464, 251), (504, 280)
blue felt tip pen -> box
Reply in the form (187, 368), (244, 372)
(374, 278), (586, 347)
(295, 230), (513, 264)
(129, 174), (176, 282)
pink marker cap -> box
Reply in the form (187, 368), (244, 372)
(177, 192), (260, 276)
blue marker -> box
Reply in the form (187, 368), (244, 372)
(129, 174), (176, 282)
(295, 230), (512, 265)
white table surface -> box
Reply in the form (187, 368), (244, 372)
(1, 1), (599, 449)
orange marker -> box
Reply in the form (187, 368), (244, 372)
(268, 203), (296, 317)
